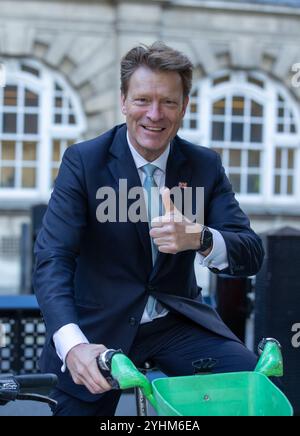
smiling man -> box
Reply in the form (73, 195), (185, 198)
(33, 42), (264, 416)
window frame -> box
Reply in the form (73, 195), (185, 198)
(0, 59), (86, 204)
(179, 70), (300, 208)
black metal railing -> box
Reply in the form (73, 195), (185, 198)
(0, 296), (44, 374)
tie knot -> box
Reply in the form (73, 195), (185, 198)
(141, 163), (158, 178)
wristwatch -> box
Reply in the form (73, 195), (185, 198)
(198, 226), (213, 253)
(96, 348), (123, 390)
(97, 348), (123, 372)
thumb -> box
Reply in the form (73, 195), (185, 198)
(161, 187), (175, 215)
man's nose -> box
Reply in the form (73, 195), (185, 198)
(146, 103), (163, 121)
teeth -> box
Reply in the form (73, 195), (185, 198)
(144, 127), (163, 131)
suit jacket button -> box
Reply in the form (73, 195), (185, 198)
(129, 317), (136, 326)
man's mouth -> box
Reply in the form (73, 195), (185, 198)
(142, 125), (165, 132)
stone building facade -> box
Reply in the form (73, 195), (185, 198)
(0, 0), (300, 292)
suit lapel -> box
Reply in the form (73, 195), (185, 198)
(107, 126), (153, 271)
(165, 136), (192, 196)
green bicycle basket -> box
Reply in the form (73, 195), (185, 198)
(152, 372), (293, 416)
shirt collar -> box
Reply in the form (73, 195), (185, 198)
(126, 131), (170, 173)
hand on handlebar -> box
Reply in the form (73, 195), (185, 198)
(66, 343), (113, 394)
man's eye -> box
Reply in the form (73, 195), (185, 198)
(165, 100), (177, 107)
(135, 98), (148, 104)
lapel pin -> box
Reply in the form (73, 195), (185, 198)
(178, 182), (188, 188)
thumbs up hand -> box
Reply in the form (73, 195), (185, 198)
(150, 188), (206, 255)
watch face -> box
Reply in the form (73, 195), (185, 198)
(200, 227), (213, 252)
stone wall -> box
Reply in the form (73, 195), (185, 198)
(1, 0), (299, 136)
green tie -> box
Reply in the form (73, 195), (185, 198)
(141, 163), (165, 318)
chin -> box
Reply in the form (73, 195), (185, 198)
(144, 144), (167, 155)
(141, 136), (168, 148)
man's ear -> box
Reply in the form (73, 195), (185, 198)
(120, 94), (127, 115)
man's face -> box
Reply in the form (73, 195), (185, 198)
(121, 66), (189, 161)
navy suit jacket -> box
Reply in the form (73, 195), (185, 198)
(33, 124), (264, 401)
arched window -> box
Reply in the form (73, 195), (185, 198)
(274, 93), (297, 196)
(211, 94), (263, 194)
(180, 70), (300, 206)
(0, 84), (39, 189)
(0, 59), (86, 203)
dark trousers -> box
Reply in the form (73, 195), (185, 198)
(51, 312), (257, 416)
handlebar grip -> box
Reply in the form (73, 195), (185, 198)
(0, 373), (58, 405)
(15, 374), (58, 390)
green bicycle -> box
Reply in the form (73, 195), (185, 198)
(101, 338), (293, 416)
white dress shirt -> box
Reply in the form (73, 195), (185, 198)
(53, 134), (229, 371)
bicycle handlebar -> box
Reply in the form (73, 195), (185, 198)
(0, 373), (58, 406)
(14, 374), (57, 391)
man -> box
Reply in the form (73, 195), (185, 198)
(33, 42), (264, 416)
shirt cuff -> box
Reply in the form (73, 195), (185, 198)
(197, 227), (229, 271)
(53, 323), (89, 372)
